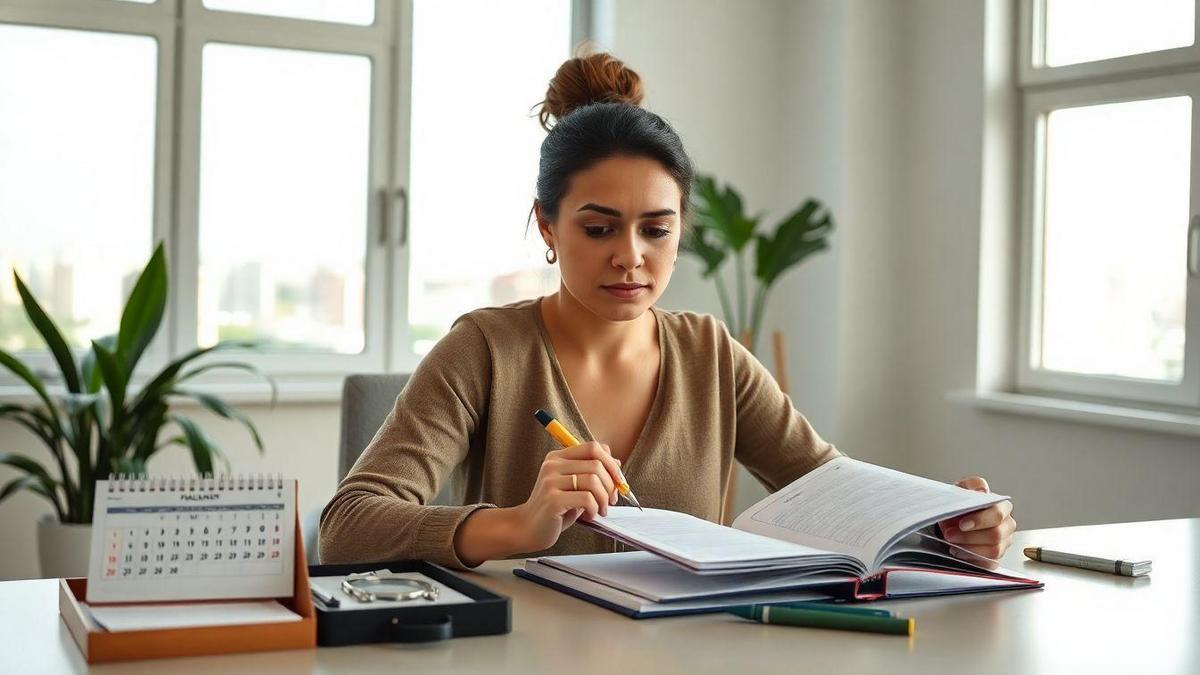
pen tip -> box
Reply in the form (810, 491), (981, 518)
(533, 409), (553, 426)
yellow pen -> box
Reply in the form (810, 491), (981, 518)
(533, 408), (643, 510)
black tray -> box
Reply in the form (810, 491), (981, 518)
(308, 560), (511, 645)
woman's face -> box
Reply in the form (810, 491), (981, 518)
(538, 155), (682, 323)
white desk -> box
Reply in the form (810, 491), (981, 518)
(4, 518), (1196, 674)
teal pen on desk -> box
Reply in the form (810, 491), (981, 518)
(729, 604), (914, 636)
(781, 602), (894, 618)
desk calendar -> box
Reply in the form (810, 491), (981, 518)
(86, 475), (296, 603)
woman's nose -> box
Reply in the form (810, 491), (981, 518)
(612, 229), (644, 269)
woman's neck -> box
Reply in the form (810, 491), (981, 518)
(540, 290), (656, 364)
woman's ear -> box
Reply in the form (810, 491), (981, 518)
(534, 200), (554, 246)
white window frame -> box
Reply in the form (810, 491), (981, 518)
(173, 0), (396, 380)
(1017, 0), (1200, 409)
(0, 0), (590, 399)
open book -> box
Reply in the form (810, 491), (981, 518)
(515, 457), (1041, 617)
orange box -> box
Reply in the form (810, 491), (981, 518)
(58, 510), (315, 663)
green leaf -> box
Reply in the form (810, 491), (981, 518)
(0, 456), (63, 518)
(0, 404), (58, 447)
(81, 334), (117, 394)
(690, 175), (758, 252)
(176, 361), (279, 409)
(169, 388), (265, 454)
(112, 456), (146, 476)
(679, 225), (727, 277)
(0, 346), (66, 435)
(13, 271), (82, 393)
(58, 392), (101, 416)
(0, 475), (59, 512)
(0, 452), (56, 486)
(116, 243), (168, 376)
(130, 401), (168, 463)
(91, 340), (126, 415)
(129, 341), (259, 419)
(168, 415), (219, 477)
(754, 198), (833, 287)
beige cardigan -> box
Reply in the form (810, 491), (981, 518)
(319, 298), (839, 568)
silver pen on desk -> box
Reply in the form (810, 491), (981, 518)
(1023, 547), (1151, 577)
(311, 584), (341, 608)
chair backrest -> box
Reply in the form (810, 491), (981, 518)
(338, 373), (412, 480)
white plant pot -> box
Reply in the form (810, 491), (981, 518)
(37, 516), (93, 579)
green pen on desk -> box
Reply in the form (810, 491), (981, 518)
(729, 604), (914, 636)
(780, 602), (894, 619)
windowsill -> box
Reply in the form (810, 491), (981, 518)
(948, 390), (1200, 438)
(0, 376), (346, 407)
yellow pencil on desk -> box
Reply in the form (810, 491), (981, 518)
(533, 408), (643, 510)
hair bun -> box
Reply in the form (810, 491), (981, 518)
(537, 52), (644, 131)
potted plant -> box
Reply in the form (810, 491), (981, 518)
(681, 174), (834, 356)
(0, 243), (276, 578)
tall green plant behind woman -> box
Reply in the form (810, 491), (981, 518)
(680, 174), (833, 354)
(0, 243), (276, 523)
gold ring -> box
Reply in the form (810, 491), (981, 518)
(571, 474), (578, 490)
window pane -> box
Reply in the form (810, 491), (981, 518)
(1039, 96), (1191, 381)
(0, 25), (156, 352)
(198, 44), (371, 353)
(202, 0), (374, 26)
(1044, 0), (1195, 67)
(408, 0), (568, 353)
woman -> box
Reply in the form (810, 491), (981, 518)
(319, 52), (1015, 569)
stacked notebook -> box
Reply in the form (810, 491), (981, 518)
(515, 457), (1042, 618)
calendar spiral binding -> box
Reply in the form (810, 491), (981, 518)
(106, 473), (286, 492)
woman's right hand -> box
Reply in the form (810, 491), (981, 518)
(512, 441), (624, 552)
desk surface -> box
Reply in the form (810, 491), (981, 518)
(4, 517), (1197, 674)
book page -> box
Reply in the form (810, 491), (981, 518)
(583, 507), (844, 569)
(540, 551), (854, 602)
(732, 457), (1007, 568)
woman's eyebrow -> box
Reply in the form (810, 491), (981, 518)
(577, 203), (677, 219)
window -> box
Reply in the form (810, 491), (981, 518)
(0, 0), (578, 392)
(0, 24), (158, 355)
(1018, 0), (1200, 407)
(406, 0), (568, 354)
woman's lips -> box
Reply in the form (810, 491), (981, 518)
(602, 285), (648, 299)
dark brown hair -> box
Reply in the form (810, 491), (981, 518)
(531, 52), (694, 224)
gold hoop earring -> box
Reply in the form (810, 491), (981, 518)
(545, 248), (557, 264)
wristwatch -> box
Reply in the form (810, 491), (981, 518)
(341, 569), (440, 603)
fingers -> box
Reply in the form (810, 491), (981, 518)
(958, 501), (1012, 532)
(557, 490), (601, 523)
(955, 475), (990, 493)
(942, 513), (1017, 560)
(551, 441), (624, 488)
(555, 470), (613, 516)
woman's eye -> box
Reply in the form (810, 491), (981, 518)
(584, 226), (609, 238)
(645, 227), (671, 239)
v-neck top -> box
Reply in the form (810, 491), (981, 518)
(532, 297), (666, 472)
(319, 298), (840, 569)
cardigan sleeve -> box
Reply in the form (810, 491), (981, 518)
(728, 329), (841, 492)
(319, 316), (495, 569)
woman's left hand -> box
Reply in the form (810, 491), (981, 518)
(937, 476), (1016, 562)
